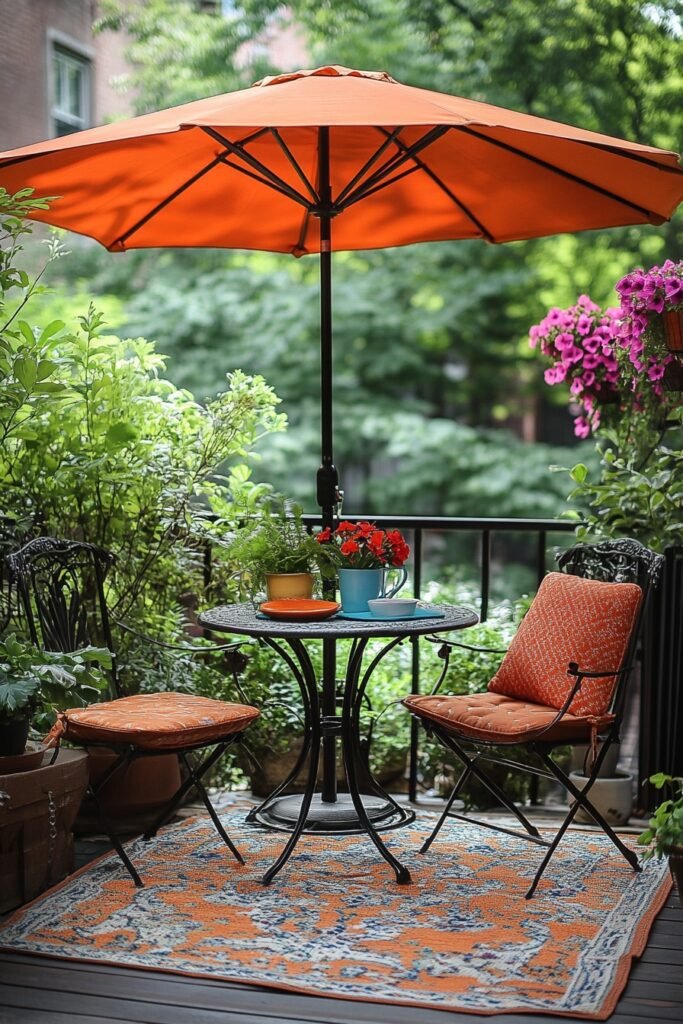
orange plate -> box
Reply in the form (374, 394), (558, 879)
(259, 599), (340, 621)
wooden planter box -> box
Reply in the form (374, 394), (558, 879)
(0, 748), (88, 914)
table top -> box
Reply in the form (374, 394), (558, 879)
(198, 602), (479, 640)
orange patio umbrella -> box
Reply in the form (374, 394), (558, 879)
(1, 63), (682, 523)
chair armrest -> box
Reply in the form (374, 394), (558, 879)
(567, 661), (632, 681)
(424, 634), (509, 656)
(424, 635), (508, 696)
(114, 618), (249, 656)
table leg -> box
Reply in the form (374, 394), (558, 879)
(341, 635), (412, 884)
(260, 637), (320, 885)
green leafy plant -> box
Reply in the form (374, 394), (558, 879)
(225, 494), (327, 600)
(638, 773), (683, 859)
(0, 193), (287, 698)
(563, 409), (683, 553)
(0, 633), (111, 740)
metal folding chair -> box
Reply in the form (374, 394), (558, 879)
(405, 538), (663, 898)
(7, 537), (260, 887)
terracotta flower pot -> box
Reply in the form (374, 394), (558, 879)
(265, 572), (314, 600)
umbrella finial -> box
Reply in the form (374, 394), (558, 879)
(253, 66), (397, 88)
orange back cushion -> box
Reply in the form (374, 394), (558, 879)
(488, 572), (642, 717)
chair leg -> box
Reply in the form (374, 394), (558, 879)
(445, 735), (543, 840)
(89, 751), (144, 887)
(181, 752), (245, 865)
(420, 763), (472, 854)
(143, 742), (227, 840)
(525, 746), (641, 900)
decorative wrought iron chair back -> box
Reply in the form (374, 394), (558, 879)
(557, 537), (664, 718)
(7, 538), (120, 696)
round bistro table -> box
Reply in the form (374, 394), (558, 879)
(198, 602), (478, 884)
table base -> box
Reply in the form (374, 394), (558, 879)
(252, 793), (415, 834)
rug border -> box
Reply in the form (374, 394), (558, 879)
(0, 821), (673, 1022)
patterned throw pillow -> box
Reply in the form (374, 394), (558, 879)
(488, 572), (642, 718)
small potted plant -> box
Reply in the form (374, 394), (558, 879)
(317, 521), (410, 612)
(228, 494), (326, 601)
(638, 772), (683, 905)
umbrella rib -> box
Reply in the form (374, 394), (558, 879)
(340, 125), (450, 207)
(111, 150), (234, 248)
(573, 138), (683, 175)
(455, 125), (663, 221)
(269, 129), (320, 204)
(202, 126), (311, 208)
(369, 126), (495, 242)
(341, 163), (423, 205)
(335, 127), (406, 205)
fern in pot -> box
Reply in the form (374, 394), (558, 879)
(227, 495), (327, 602)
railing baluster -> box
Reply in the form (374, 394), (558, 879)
(480, 530), (491, 623)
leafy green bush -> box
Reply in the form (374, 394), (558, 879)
(0, 190), (285, 702)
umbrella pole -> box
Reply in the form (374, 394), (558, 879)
(317, 126), (338, 805)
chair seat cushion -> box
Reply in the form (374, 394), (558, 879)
(56, 693), (259, 749)
(487, 572), (642, 717)
(403, 692), (614, 744)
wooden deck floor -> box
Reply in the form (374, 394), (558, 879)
(1, 818), (681, 1024)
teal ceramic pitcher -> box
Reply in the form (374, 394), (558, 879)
(338, 567), (408, 613)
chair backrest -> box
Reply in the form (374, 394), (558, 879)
(557, 537), (663, 715)
(488, 538), (663, 720)
(6, 537), (121, 696)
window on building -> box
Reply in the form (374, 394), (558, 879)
(51, 47), (91, 137)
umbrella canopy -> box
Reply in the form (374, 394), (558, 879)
(0, 65), (681, 255)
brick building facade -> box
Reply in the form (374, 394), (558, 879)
(0, 0), (133, 152)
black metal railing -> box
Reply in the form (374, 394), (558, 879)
(640, 545), (683, 810)
(302, 514), (577, 800)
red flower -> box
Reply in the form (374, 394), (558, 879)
(340, 539), (360, 556)
(368, 530), (385, 550)
(316, 527), (332, 544)
(335, 521), (357, 535)
(357, 521), (376, 537)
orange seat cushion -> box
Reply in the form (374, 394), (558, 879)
(57, 693), (259, 750)
(487, 572), (642, 717)
(404, 692), (614, 744)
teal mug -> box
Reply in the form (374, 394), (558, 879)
(338, 566), (408, 613)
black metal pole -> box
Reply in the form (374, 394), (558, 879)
(316, 126), (338, 803)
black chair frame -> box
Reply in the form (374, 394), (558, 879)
(7, 537), (252, 887)
(414, 538), (664, 899)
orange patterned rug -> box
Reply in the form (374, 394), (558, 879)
(0, 812), (671, 1019)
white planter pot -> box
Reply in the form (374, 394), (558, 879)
(570, 742), (620, 778)
(569, 769), (633, 826)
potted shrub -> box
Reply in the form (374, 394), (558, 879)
(638, 772), (683, 905)
(228, 494), (326, 601)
